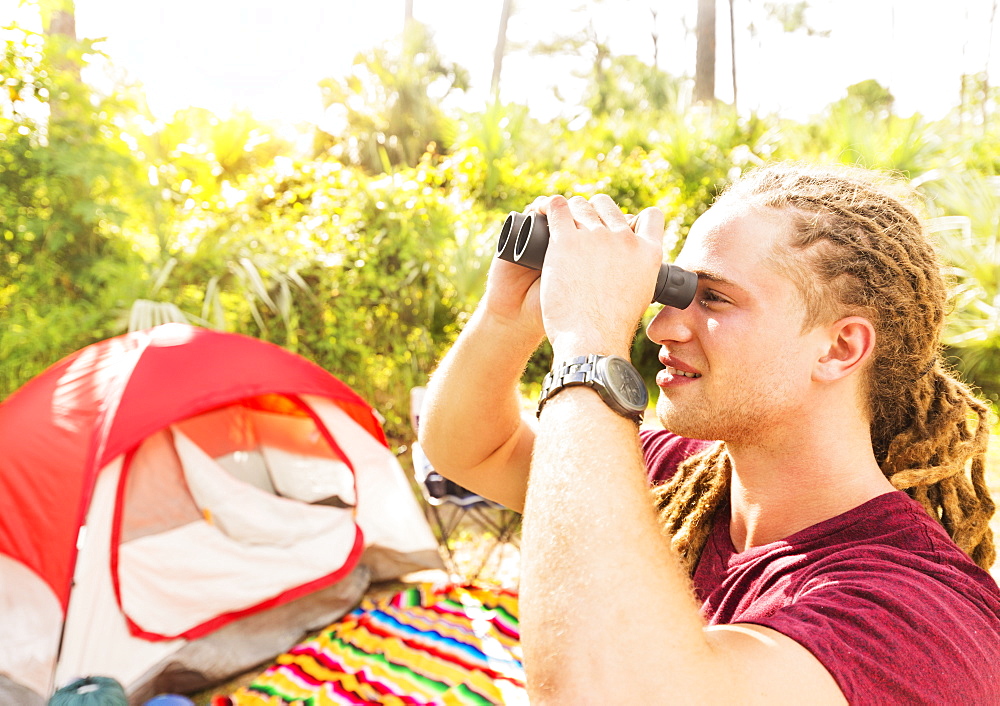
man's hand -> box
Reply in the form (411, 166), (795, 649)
(533, 194), (665, 361)
(480, 227), (545, 346)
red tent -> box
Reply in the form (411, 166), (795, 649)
(0, 324), (440, 704)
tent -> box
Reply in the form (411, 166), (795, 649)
(0, 324), (443, 704)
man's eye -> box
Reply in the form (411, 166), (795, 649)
(699, 290), (728, 307)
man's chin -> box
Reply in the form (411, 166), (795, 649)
(655, 398), (703, 438)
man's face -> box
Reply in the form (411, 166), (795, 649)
(646, 202), (830, 447)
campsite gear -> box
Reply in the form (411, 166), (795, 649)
(224, 582), (525, 705)
(48, 676), (127, 706)
(496, 210), (698, 309)
(0, 324), (443, 704)
(409, 387), (521, 581)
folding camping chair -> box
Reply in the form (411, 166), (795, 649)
(409, 387), (521, 583)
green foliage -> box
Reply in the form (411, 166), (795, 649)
(444, 100), (560, 212)
(0, 20), (148, 396)
(917, 170), (1000, 403)
(6, 14), (1000, 438)
(761, 1), (830, 37)
(947, 73), (1000, 176)
(289, 164), (491, 434)
(316, 21), (469, 173)
(135, 152), (496, 438)
(784, 81), (945, 175)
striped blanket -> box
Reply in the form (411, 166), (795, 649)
(221, 583), (525, 705)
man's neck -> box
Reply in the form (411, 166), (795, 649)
(725, 424), (897, 552)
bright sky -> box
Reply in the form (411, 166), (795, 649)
(9, 0), (1000, 125)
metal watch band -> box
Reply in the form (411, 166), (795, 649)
(537, 355), (598, 419)
(535, 354), (600, 416)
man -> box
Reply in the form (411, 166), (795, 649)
(418, 163), (1000, 703)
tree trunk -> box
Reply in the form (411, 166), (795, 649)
(694, 0), (716, 103)
(651, 8), (659, 68)
(43, 0), (79, 125)
(404, 0), (414, 32)
(729, 0), (737, 109)
(491, 0), (514, 97)
(985, 0), (998, 130)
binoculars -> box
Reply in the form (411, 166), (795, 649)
(496, 211), (697, 309)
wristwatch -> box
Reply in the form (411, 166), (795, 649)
(537, 354), (648, 422)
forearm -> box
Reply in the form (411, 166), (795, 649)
(521, 387), (720, 702)
(418, 305), (543, 510)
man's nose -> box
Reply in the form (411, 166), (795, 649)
(646, 304), (695, 345)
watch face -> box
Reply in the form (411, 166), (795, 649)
(604, 357), (648, 410)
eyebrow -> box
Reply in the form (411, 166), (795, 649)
(694, 269), (743, 291)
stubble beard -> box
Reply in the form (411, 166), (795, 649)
(654, 383), (790, 447)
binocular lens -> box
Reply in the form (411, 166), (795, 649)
(496, 212), (523, 263)
(497, 211), (548, 269)
(495, 210), (697, 310)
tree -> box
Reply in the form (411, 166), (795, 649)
(531, 16), (619, 119)
(694, 0), (716, 103)
(582, 55), (683, 123)
(491, 0), (515, 97)
(717, 0), (831, 108)
(729, 0), (737, 108)
(316, 21), (469, 172)
(919, 170), (1000, 403)
(40, 0), (78, 124)
(0, 5), (149, 398)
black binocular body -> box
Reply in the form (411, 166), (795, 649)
(496, 211), (697, 310)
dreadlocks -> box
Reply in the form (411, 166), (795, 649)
(654, 162), (996, 573)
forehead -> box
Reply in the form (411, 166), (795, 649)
(676, 202), (801, 299)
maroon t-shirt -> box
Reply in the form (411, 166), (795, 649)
(641, 429), (1000, 704)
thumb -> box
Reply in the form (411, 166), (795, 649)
(634, 207), (665, 247)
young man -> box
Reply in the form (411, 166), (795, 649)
(419, 163), (1000, 703)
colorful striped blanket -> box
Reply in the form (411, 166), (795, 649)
(220, 583), (524, 705)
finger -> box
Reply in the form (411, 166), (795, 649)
(590, 194), (629, 231)
(540, 195), (577, 239)
(525, 195), (551, 214)
(633, 207), (666, 247)
(565, 195), (604, 231)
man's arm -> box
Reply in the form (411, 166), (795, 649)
(520, 195), (846, 704)
(524, 387), (845, 704)
(418, 241), (547, 512)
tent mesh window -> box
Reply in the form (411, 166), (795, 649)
(115, 394), (362, 640)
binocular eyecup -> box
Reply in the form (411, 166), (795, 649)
(496, 211), (697, 310)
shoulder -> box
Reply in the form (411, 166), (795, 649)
(736, 494), (1000, 703)
(639, 429), (714, 485)
(761, 556), (1000, 702)
(815, 492), (999, 595)
(739, 492), (1000, 623)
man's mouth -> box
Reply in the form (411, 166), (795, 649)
(666, 367), (701, 379)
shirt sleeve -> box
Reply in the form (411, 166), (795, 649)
(743, 553), (1000, 704)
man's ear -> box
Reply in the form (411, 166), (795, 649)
(813, 316), (876, 383)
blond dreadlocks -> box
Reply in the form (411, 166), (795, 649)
(654, 162), (996, 573)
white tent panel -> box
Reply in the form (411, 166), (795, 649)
(0, 553), (62, 697)
(56, 459), (183, 690)
(216, 449), (275, 494)
(261, 444), (356, 506)
(306, 396), (439, 562)
(174, 428), (352, 546)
